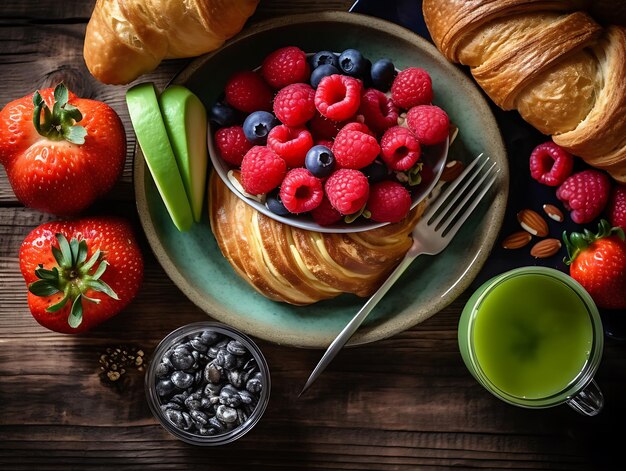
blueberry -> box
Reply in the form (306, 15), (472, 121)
(305, 145), (335, 178)
(243, 111), (278, 145)
(310, 50), (339, 69)
(265, 190), (291, 216)
(362, 159), (390, 183)
(338, 49), (369, 77)
(209, 102), (238, 127)
(310, 64), (340, 89)
(371, 58), (397, 92)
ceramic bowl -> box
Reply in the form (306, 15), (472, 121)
(133, 12), (509, 348)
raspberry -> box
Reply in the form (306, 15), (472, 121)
(325, 169), (370, 215)
(380, 126), (421, 171)
(261, 46), (310, 89)
(332, 123), (380, 169)
(391, 67), (433, 109)
(309, 112), (344, 140)
(315, 74), (362, 122)
(607, 185), (626, 230)
(406, 105), (449, 145)
(556, 169), (611, 224)
(240, 146), (287, 195)
(367, 181), (412, 223)
(358, 88), (399, 134)
(279, 168), (323, 214)
(311, 196), (342, 226)
(273, 83), (316, 127)
(224, 71), (273, 113)
(529, 142), (574, 186)
(267, 125), (313, 168)
(340, 121), (375, 137)
(214, 126), (252, 166)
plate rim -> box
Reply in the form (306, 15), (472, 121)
(133, 11), (510, 348)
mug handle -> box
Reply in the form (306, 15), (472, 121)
(566, 379), (604, 416)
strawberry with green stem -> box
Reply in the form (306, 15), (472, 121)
(19, 218), (143, 333)
(564, 219), (626, 310)
(0, 83), (126, 215)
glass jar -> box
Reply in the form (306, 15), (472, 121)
(145, 321), (271, 445)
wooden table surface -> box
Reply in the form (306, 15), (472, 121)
(1, 1), (625, 470)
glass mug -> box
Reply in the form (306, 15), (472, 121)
(458, 267), (604, 416)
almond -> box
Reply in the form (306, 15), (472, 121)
(440, 160), (464, 182)
(530, 238), (562, 258)
(517, 209), (549, 237)
(543, 204), (564, 222)
(502, 231), (532, 249)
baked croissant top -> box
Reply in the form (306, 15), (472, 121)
(208, 172), (425, 306)
(84, 0), (259, 84)
(423, 0), (626, 182)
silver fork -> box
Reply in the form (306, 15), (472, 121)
(299, 154), (500, 396)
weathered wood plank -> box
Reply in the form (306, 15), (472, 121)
(0, 0), (354, 22)
(0, 424), (593, 471)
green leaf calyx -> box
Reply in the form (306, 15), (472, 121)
(563, 219), (625, 265)
(32, 82), (87, 145)
(27, 233), (119, 329)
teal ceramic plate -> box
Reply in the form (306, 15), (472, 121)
(133, 12), (509, 348)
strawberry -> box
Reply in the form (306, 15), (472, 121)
(564, 219), (626, 309)
(19, 217), (143, 333)
(0, 83), (126, 215)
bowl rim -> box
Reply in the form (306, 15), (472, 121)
(133, 11), (509, 348)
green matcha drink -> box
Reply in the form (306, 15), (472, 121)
(459, 267), (604, 413)
(472, 273), (592, 399)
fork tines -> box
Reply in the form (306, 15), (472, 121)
(424, 154), (500, 238)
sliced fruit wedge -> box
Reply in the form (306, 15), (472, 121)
(126, 83), (193, 232)
(159, 85), (208, 222)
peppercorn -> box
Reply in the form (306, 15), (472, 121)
(99, 344), (147, 390)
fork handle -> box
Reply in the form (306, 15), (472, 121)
(300, 242), (423, 395)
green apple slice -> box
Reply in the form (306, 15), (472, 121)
(126, 83), (193, 232)
(159, 86), (208, 222)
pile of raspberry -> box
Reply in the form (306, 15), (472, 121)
(210, 46), (450, 226)
(529, 142), (626, 228)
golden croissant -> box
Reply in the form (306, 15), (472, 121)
(423, 0), (626, 182)
(83, 0), (259, 84)
(209, 172), (425, 305)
